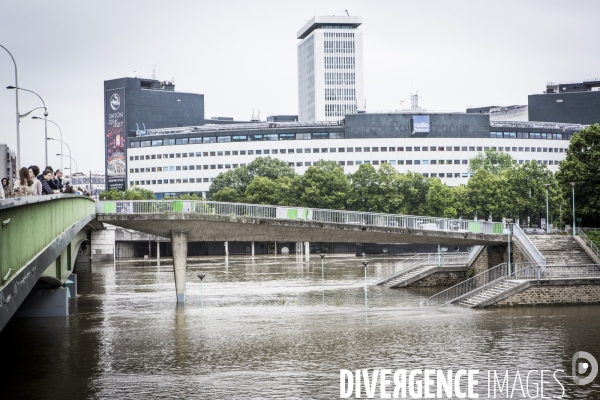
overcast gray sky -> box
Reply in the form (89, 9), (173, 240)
(1, 0), (599, 174)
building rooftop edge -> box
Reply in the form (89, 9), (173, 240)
(297, 16), (362, 39)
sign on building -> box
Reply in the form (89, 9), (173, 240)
(411, 115), (430, 135)
(105, 88), (126, 191)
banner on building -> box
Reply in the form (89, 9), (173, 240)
(105, 88), (126, 191)
(411, 115), (430, 135)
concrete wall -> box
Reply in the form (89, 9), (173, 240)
(406, 271), (467, 287)
(491, 279), (600, 306)
(91, 229), (115, 262)
(469, 241), (529, 276)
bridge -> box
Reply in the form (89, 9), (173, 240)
(1, 196), (507, 329)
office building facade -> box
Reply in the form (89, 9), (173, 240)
(297, 16), (364, 122)
(104, 77), (205, 190)
(125, 112), (584, 199)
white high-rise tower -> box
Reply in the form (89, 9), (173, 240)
(297, 16), (364, 122)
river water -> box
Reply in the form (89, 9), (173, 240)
(1, 254), (599, 399)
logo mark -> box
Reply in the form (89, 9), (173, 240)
(572, 351), (598, 385)
(110, 93), (121, 110)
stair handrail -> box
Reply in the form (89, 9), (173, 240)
(512, 224), (546, 270)
(452, 263), (544, 307)
(361, 253), (427, 284)
(420, 261), (542, 307)
(372, 252), (469, 286)
(578, 229), (600, 259)
(467, 245), (484, 266)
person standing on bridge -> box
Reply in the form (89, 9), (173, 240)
(40, 169), (57, 195)
(28, 166), (42, 196)
(1, 177), (11, 199)
(13, 167), (35, 197)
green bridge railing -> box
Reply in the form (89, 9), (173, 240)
(0, 195), (96, 284)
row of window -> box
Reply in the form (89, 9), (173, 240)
(325, 88), (356, 101)
(129, 158), (559, 175)
(490, 131), (571, 140)
(130, 132), (346, 148)
(324, 40), (354, 54)
(324, 104), (357, 117)
(324, 56), (355, 70)
(325, 72), (355, 86)
(323, 32), (355, 38)
(129, 145), (568, 160)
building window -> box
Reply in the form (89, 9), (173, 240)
(304, 162), (311, 166)
(347, 147), (353, 152)
(462, 160), (468, 164)
(347, 161), (354, 166)
(406, 160), (413, 165)
(373, 160), (380, 165)
(313, 148), (320, 153)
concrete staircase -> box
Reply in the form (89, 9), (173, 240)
(527, 235), (596, 265)
(457, 280), (525, 308)
(382, 264), (436, 288)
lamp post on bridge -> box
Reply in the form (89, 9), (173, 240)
(1, 45), (21, 169)
(37, 118), (64, 172)
(570, 182), (576, 235)
(7, 86), (48, 166)
(544, 183), (550, 234)
(505, 218), (513, 275)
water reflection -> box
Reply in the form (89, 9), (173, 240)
(0, 254), (598, 399)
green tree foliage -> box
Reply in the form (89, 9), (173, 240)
(211, 187), (242, 203)
(208, 157), (296, 199)
(397, 171), (429, 215)
(468, 148), (517, 176)
(347, 163), (403, 213)
(99, 186), (154, 200)
(299, 160), (350, 209)
(506, 161), (559, 224)
(556, 124), (600, 227)
(466, 169), (513, 220)
(244, 176), (296, 205)
(452, 185), (473, 219)
(425, 178), (457, 218)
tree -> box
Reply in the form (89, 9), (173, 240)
(424, 178), (457, 218)
(208, 157), (297, 200)
(347, 163), (378, 211)
(506, 161), (559, 227)
(556, 124), (600, 227)
(469, 148), (517, 176)
(299, 160), (350, 209)
(245, 176), (286, 205)
(212, 187), (242, 203)
(452, 184), (473, 219)
(99, 186), (154, 200)
(397, 171), (429, 215)
(467, 169), (513, 220)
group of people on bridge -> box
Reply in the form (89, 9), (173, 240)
(1, 165), (88, 199)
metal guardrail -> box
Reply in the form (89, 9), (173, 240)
(373, 252), (469, 286)
(467, 245), (484, 266)
(545, 265), (600, 279)
(420, 262), (541, 307)
(96, 200), (504, 235)
(512, 224), (546, 269)
(579, 229), (600, 259)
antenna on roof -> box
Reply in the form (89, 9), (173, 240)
(152, 65), (157, 80)
(345, 9), (350, 16)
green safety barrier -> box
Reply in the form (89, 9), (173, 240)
(286, 209), (298, 219)
(492, 223), (504, 234)
(103, 202), (116, 213)
(467, 222), (481, 233)
(301, 209), (310, 219)
(173, 201), (183, 212)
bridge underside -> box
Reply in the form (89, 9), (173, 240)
(97, 213), (506, 246)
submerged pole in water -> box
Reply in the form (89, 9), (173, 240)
(197, 274), (206, 309)
(362, 261), (369, 310)
(320, 254), (325, 305)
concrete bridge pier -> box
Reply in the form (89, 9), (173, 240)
(171, 230), (188, 303)
(224, 241), (229, 256)
(304, 242), (310, 261)
(251, 242), (255, 257)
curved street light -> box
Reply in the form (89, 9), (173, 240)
(35, 117), (63, 171)
(47, 137), (71, 177)
(7, 86), (48, 166)
(0, 45), (20, 167)
(57, 153), (78, 176)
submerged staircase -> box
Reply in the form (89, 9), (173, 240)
(374, 253), (468, 288)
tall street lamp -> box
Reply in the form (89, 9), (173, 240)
(320, 254), (325, 305)
(57, 153), (77, 175)
(570, 182), (576, 235)
(36, 117), (63, 171)
(361, 261), (369, 310)
(197, 274), (206, 309)
(505, 218), (513, 275)
(7, 86), (47, 166)
(0, 45), (20, 168)
(543, 183), (550, 233)
(48, 137), (71, 176)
